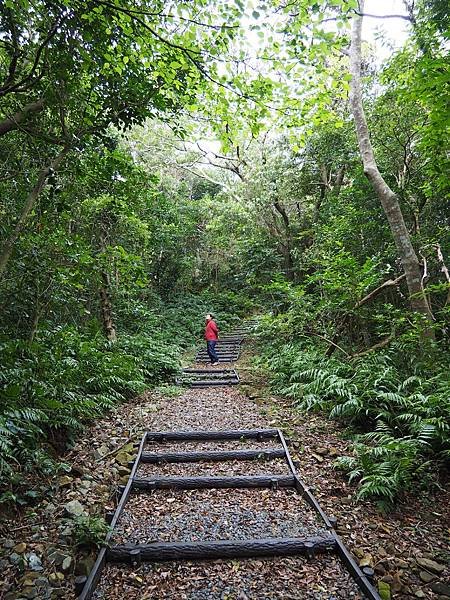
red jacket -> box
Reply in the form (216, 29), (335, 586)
(204, 319), (219, 341)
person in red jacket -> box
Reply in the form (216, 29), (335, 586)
(204, 313), (219, 365)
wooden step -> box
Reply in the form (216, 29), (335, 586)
(131, 474), (295, 490)
(189, 379), (239, 387)
(182, 369), (237, 374)
(107, 535), (337, 562)
(139, 448), (286, 464)
(146, 428), (279, 442)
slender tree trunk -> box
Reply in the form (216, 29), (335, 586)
(98, 229), (117, 342)
(273, 200), (295, 281)
(333, 164), (346, 197)
(349, 3), (434, 334)
(0, 146), (69, 279)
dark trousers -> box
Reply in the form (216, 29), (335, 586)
(207, 340), (218, 363)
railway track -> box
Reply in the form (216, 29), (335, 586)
(77, 321), (381, 600)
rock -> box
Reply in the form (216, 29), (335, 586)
(64, 500), (86, 518)
(310, 452), (324, 463)
(431, 582), (450, 597)
(378, 580), (391, 600)
(377, 546), (388, 558)
(354, 547), (364, 559)
(117, 466), (130, 476)
(22, 572), (41, 584)
(21, 586), (37, 599)
(59, 525), (73, 537)
(416, 557), (446, 575)
(75, 555), (96, 576)
(14, 542), (27, 553)
(315, 447), (329, 455)
(48, 550), (68, 566)
(419, 570), (436, 583)
(115, 451), (132, 466)
(58, 475), (72, 487)
(26, 553), (43, 571)
(414, 591), (426, 599)
(4, 539), (15, 549)
(360, 554), (374, 568)
(61, 556), (72, 572)
(9, 552), (22, 565)
(44, 502), (57, 515)
(93, 444), (109, 460)
(396, 559), (408, 569)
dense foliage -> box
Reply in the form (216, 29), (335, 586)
(1, 0), (449, 506)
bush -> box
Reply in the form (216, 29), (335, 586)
(257, 318), (450, 504)
(0, 290), (253, 494)
(0, 326), (179, 487)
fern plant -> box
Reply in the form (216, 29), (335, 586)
(259, 324), (450, 504)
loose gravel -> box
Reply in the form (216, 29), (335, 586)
(145, 439), (281, 452)
(137, 458), (290, 478)
(88, 357), (366, 599)
(113, 488), (326, 544)
(93, 555), (364, 599)
(143, 387), (268, 432)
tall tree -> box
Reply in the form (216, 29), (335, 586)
(349, 1), (434, 331)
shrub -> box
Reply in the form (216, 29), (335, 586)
(257, 318), (450, 504)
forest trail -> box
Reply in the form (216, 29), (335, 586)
(79, 323), (377, 600)
(2, 325), (449, 600)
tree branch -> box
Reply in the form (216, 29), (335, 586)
(0, 99), (45, 137)
(354, 11), (412, 21)
(351, 332), (395, 359)
(0, 146), (71, 279)
(354, 274), (406, 309)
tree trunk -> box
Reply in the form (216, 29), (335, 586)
(333, 164), (345, 197)
(273, 200), (295, 281)
(98, 229), (117, 342)
(0, 146), (69, 279)
(349, 3), (434, 334)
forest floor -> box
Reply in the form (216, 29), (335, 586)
(1, 343), (449, 599)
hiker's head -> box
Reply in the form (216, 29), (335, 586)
(205, 313), (214, 321)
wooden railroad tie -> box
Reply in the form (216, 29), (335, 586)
(131, 474), (295, 491)
(146, 428), (279, 442)
(139, 448), (286, 464)
(107, 535), (337, 563)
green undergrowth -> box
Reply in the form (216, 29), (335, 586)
(255, 316), (450, 507)
(0, 290), (254, 501)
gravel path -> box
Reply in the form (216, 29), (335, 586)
(137, 458), (290, 478)
(143, 387), (268, 432)
(91, 379), (366, 599)
(93, 555), (363, 599)
(113, 488), (327, 544)
(145, 439), (280, 452)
